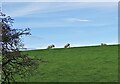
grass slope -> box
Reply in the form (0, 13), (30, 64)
(24, 45), (118, 82)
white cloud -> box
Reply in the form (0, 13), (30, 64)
(3, 3), (52, 17)
(3, 2), (117, 18)
(65, 18), (91, 22)
(29, 35), (44, 40)
(3, 3), (86, 17)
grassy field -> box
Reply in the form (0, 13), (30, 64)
(21, 45), (118, 82)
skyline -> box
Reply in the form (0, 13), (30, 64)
(1, 2), (118, 49)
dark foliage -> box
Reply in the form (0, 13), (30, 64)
(0, 12), (40, 83)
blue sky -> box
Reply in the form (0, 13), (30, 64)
(2, 2), (118, 49)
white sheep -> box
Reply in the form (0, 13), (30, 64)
(47, 44), (55, 49)
(101, 43), (107, 46)
(64, 43), (70, 48)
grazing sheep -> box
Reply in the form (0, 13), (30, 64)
(105, 43), (107, 45)
(47, 44), (55, 49)
(101, 43), (107, 46)
(64, 43), (70, 48)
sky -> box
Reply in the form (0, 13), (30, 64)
(1, 2), (118, 49)
(1, 0), (119, 2)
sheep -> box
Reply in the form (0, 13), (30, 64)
(101, 43), (107, 46)
(47, 44), (55, 49)
(64, 43), (70, 48)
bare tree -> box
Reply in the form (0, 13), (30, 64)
(0, 12), (40, 83)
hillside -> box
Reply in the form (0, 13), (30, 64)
(20, 45), (118, 82)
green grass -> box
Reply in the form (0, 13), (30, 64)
(21, 45), (118, 82)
